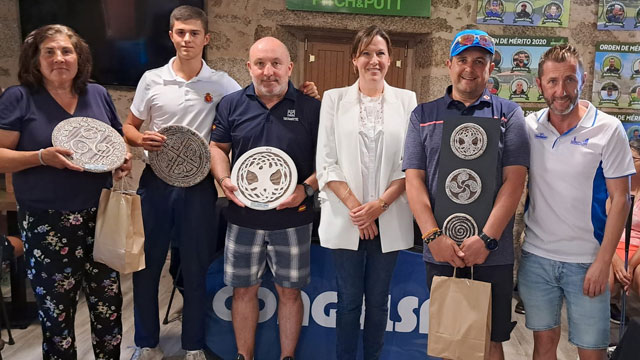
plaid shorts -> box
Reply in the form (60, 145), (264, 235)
(224, 223), (312, 289)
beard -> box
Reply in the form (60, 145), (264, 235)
(541, 87), (581, 116)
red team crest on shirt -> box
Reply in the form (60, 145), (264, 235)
(204, 92), (213, 103)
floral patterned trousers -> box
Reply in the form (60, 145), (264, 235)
(19, 207), (122, 360)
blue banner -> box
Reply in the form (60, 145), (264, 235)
(205, 245), (436, 359)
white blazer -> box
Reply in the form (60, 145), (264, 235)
(316, 81), (417, 253)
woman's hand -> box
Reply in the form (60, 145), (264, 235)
(612, 254), (632, 287)
(113, 152), (133, 181)
(359, 221), (379, 240)
(140, 131), (166, 151)
(350, 200), (384, 228)
(41, 147), (83, 171)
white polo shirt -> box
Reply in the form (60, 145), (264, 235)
(524, 101), (634, 263)
(130, 57), (241, 140)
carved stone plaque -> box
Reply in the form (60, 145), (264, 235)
(443, 213), (478, 245)
(51, 117), (126, 173)
(231, 146), (298, 210)
(445, 168), (482, 204)
(450, 123), (487, 160)
(148, 125), (210, 187)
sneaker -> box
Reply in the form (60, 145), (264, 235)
(185, 349), (206, 360)
(610, 303), (629, 325)
(235, 355), (246, 360)
(130, 347), (164, 360)
(514, 300), (525, 315)
(282, 357), (294, 360)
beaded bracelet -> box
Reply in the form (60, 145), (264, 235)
(423, 229), (443, 245)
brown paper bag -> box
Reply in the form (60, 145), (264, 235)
(94, 187), (145, 274)
(427, 267), (492, 360)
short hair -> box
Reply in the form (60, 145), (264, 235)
(630, 139), (640, 153)
(18, 24), (92, 95)
(537, 44), (583, 79)
(350, 25), (392, 74)
(170, 5), (208, 33)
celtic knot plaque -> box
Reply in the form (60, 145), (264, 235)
(445, 168), (482, 204)
(148, 125), (211, 187)
(231, 146), (298, 210)
(51, 117), (126, 173)
(450, 123), (487, 160)
(443, 213), (478, 245)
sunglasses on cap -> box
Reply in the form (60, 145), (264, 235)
(450, 34), (495, 55)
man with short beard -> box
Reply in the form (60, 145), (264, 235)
(520, 44), (634, 360)
(403, 29), (528, 360)
(209, 37), (320, 360)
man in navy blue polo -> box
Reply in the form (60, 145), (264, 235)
(209, 37), (320, 360)
(402, 29), (529, 360)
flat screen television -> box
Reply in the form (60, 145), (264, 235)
(19, 0), (204, 87)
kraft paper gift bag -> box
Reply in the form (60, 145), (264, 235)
(427, 267), (492, 360)
(94, 184), (145, 274)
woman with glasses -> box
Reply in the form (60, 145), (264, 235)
(316, 25), (417, 360)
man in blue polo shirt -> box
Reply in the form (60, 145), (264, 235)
(403, 29), (529, 360)
(209, 36), (320, 360)
(519, 44), (634, 360)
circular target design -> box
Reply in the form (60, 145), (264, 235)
(443, 213), (478, 245)
(445, 168), (482, 204)
(231, 146), (298, 210)
(52, 117), (126, 173)
(450, 123), (487, 160)
(148, 125), (211, 187)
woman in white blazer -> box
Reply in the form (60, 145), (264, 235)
(315, 26), (417, 360)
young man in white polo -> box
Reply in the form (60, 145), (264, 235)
(123, 5), (241, 360)
(520, 44), (634, 360)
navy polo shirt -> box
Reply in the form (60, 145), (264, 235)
(0, 84), (122, 211)
(402, 86), (529, 266)
(211, 81), (320, 230)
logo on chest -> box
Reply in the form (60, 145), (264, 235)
(534, 132), (548, 139)
(570, 136), (589, 146)
(204, 92), (213, 104)
(283, 109), (299, 122)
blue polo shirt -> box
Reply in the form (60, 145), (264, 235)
(402, 86), (529, 266)
(211, 81), (320, 230)
(0, 84), (122, 211)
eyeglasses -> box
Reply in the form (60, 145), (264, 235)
(450, 34), (495, 54)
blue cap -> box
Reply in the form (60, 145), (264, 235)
(450, 29), (495, 58)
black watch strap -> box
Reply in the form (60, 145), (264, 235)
(302, 182), (314, 197)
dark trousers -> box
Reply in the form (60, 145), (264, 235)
(331, 236), (399, 360)
(19, 207), (122, 360)
(133, 168), (217, 350)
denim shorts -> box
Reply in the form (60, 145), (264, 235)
(224, 223), (312, 289)
(517, 250), (609, 349)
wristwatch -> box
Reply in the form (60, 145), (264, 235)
(479, 232), (499, 251)
(302, 182), (314, 197)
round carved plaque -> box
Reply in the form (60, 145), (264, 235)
(231, 146), (298, 210)
(51, 117), (126, 173)
(148, 125), (211, 187)
(443, 213), (478, 245)
(445, 168), (482, 204)
(450, 123), (487, 160)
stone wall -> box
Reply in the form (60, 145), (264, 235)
(1, 0), (639, 117)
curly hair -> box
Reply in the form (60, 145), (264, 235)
(18, 24), (92, 95)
